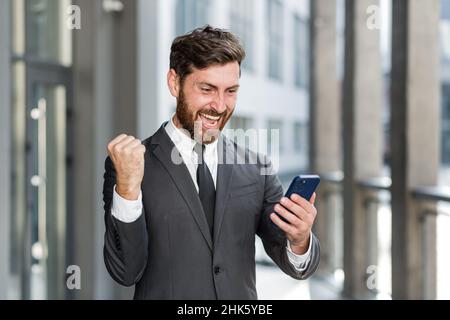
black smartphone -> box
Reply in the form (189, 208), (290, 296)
(275, 175), (320, 224)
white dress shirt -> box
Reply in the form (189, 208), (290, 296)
(111, 115), (312, 271)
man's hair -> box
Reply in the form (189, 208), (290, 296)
(170, 25), (246, 85)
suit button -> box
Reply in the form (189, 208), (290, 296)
(214, 266), (221, 275)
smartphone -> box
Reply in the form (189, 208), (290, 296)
(285, 175), (320, 201)
(275, 175), (320, 224)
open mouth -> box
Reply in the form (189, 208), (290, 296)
(198, 112), (221, 129)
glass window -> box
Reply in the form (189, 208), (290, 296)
(267, 0), (283, 81)
(441, 2), (450, 166)
(442, 84), (450, 165)
(441, 3), (450, 64)
(293, 121), (308, 154)
(294, 14), (309, 88)
(176, 0), (210, 36)
(229, 0), (254, 71)
(25, 0), (72, 65)
(225, 116), (257, 152)
(11, 0), (73, 299)
(267, 118), (283, 154)
(228, 115), (253, 131)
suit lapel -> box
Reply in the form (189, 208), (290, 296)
(150, 125), (213, 251)
(213, 136), (235, 245)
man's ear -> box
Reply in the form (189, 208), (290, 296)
(167, 69), (180, 98)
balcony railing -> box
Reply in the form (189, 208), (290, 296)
(320, 171), (450, 299)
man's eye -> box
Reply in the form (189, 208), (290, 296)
(201, 87), (212, 92)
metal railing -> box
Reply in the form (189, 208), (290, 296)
(317, 172), (344, 289)
(358, 177), (391, 298)
(412, 186), (450, 299)
(319, 171), (450, 299)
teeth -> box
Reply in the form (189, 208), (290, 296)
(201, 114), (220, 121)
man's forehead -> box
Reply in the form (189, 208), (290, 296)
(190, 62), (240, 85)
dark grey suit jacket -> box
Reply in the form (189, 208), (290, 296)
(103, 124), (320, 299)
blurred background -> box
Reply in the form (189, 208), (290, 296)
(0, 0), (449, 300)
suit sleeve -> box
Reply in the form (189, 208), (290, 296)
(103, 156), (149, 286)
(256, 157), (320, 280)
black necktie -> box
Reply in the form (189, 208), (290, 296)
(194, 143), (216, 236)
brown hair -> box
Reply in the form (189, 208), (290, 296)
(170, 25), (246, 85)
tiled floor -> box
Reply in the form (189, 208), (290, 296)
(256, 264), (343, 300)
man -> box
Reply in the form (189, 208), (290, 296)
(103, 25), (320, 300)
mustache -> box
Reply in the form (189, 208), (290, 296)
(198, 109), (227, 118)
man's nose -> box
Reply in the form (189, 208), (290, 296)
(210, 92), (226, 113)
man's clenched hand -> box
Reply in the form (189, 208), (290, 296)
(107, 134), (146, 200)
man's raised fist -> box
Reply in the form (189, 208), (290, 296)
(107, 134), (146, 200)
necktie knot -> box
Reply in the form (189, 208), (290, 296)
(194, 143), (205, 164)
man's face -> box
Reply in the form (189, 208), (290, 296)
(173, 62), (240, 144)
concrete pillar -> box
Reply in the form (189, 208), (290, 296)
(72, 0), (138, 299)
(309, 0), (341, 276)
(113, 0), (138, 136)
(137, 0), (160, 138)
(342, 0), (383, 298)
(72, 0), (102, 299)
(390, 0), (440, 300)
(0, 0), (11, 300)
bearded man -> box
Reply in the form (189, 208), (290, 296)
(103, 25), (320, 300)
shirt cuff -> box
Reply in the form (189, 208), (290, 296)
(286, 232), (312, 272)
(111, 185), (143, 223)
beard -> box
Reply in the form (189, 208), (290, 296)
(176, 88), (234, 144)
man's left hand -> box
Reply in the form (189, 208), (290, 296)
(270, 193), (317, 255)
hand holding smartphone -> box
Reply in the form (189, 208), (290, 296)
(275, 175), (320, 223)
